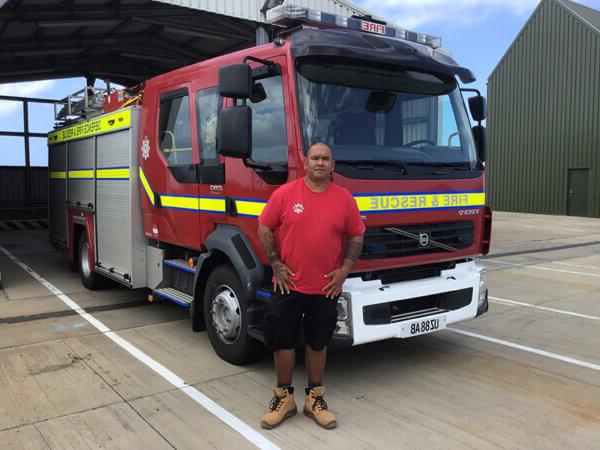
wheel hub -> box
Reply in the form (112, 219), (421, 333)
(210, 285), (242, 345)
(80, 241), (91, 278)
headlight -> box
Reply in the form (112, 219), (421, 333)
(335, 292), (352, 336)
(337, 292), (350, 321)
(478, 266), (488, 307)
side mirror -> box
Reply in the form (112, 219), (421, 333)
(218, 64), (252, 99)
(217, 105), (252, 159)
(472, 125), (487, 162)
(468, 95), (487, 122)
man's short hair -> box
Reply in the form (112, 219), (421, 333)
(306, 141), (332, 157)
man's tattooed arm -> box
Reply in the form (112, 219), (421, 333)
(344, 236), (364, 262)
(258, 222), (280, 263)
(258, 222), (295, 294)
(322, 235), (364, 298)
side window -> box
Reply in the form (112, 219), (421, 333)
(196, 87), (220, 163)
(158, 93), (192, 165)
(248, 76), (288, 163)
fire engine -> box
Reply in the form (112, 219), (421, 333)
(48, 6), (491, 364)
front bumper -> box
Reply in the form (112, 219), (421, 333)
(333, 259), (487, 346)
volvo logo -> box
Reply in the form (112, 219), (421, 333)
(418, 232), (431, 247)
(385, 227), (457, 252)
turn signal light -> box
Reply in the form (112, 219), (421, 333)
(481, 206), (492, 255)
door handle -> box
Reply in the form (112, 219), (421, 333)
(569, 189), (574, 196)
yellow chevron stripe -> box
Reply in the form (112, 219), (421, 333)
(138, 167), (155, 206)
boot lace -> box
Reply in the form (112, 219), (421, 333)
(268, 395), (284, 412)
(312, 395), (328, 413)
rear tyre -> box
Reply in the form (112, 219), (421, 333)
(203, 264), (260, 365)
(78, 232), (105, 290)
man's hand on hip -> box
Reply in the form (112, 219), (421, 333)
(272, 260), (296, 295)
(322, 265), (351, 299)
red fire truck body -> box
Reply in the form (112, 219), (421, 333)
(48, 10), (491, 364)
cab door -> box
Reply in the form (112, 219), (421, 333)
(192, 73), (228, 244)
(152, 86), (202, 249)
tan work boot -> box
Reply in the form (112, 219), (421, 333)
(304, 386), (337, 429)
(261, 387), (297, 429)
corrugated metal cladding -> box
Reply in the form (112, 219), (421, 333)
(488, 0), (600, 217)
(0, 167), (47, 207)
(155, 0), (371, 23)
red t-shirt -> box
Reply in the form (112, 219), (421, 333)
(259, 178), (366, 295)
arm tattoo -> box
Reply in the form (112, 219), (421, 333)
(345, 239), (363, 261)
(259, 227), (280, 263)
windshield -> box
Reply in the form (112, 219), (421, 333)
(296, 57), (478, 173)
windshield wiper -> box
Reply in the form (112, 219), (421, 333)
(336, 160), (408, 174)
(405, 161), (473, 170)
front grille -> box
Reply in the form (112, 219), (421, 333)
(360, 261), (459, 285)
(361, 221), (474, 259)
(363, 288), (473, 325)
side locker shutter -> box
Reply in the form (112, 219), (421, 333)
(67, 138), (95, 209)
(48, 142), (67, 243)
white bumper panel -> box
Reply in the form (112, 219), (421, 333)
(344, 260), (485, 346)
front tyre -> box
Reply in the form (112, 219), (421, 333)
(203, 264), (260, 365)
(78, 232), (105, 290)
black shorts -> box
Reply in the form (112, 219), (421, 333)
(263, 290), (338, 352)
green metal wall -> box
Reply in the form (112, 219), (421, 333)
(488, 0), (600, 217)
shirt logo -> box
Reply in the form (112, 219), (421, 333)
(293, 202), (304, 214)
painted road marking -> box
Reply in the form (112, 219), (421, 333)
(489, 296), (600, 321)
(484, 259), (600, 278)
(0, 245), (279, 450)
(551, 261), (600, 270)
(448, 328), (600, 372)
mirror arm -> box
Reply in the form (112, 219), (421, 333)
(460, 88), (481, 96)
(243, 56), (282, 78)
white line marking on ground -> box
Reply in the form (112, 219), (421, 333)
(483, 259), (600, 278)
(448, 328), (600, 371)
(551, 261), (600, 270)
(489, 296), (600, 320)
(0, 245), (279, 450)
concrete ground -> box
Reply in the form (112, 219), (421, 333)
(0, 211), (599, 449)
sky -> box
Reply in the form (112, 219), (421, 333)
(1, 0), (600, 166)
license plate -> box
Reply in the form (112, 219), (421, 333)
(400, 314), (446, 338)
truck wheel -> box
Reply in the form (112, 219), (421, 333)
(203, 264), (260, 365)
(78, 232), (104, 290)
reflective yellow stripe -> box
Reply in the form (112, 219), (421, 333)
(96, 168), (130, 179)
(68, 170), (94, 179)
(138, 167), (155, 206)
(160, 195), (200, 211)
(49, 171), (66, 179)
(355, 192), (486, 213)
(236, 200), (266, 217)
(199, 197), (226, 213)
(48, 109), (132, 144)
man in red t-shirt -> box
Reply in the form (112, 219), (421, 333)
(258, 142), (365, 430)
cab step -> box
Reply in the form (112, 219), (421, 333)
(152, 287), (193, 307)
